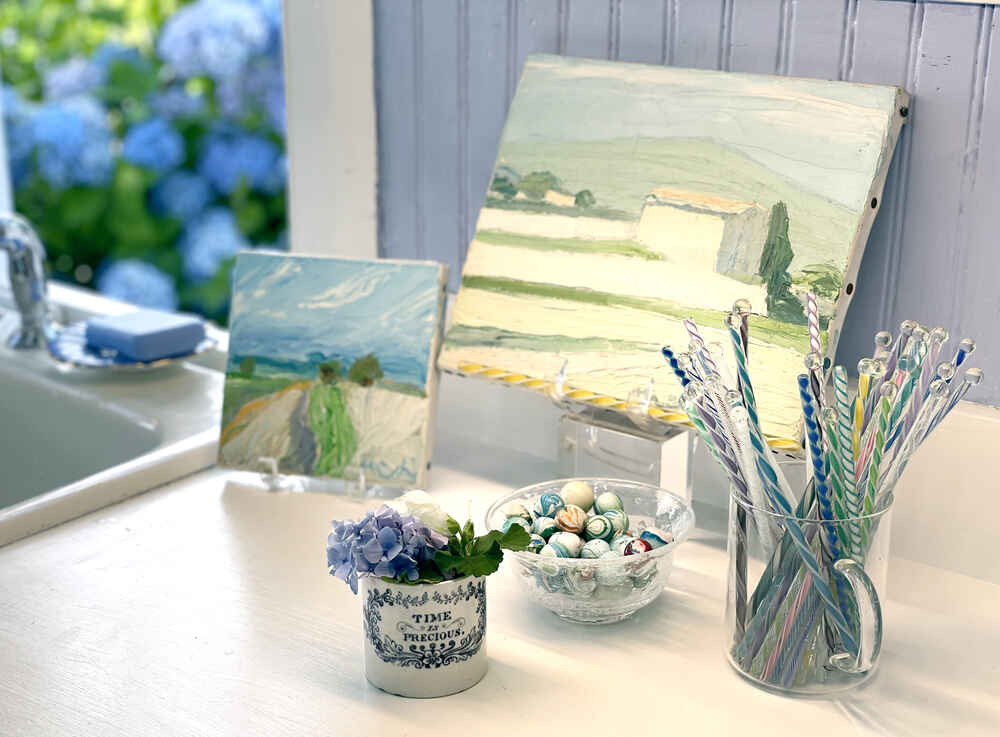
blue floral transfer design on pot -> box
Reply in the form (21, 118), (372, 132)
(363, 579), (486, 670)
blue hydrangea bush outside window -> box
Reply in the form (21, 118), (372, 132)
(1, 0), (288, 322)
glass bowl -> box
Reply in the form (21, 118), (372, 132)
(485, 478), (695, 624)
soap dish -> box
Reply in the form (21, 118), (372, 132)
(47, 321), (217, 371)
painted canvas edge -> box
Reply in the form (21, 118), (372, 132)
(415, 262), (450, 489)
(825, 86), (911, 369)
(525, 52), (906, 97)
(240, 249), (447, 270)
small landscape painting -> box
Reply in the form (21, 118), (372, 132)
(439, 54), (907, 441)
(219, 253), (448, 488)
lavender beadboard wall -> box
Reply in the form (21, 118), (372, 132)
(373, 0), (998, 406)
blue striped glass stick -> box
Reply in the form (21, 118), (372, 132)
(949, 338), (976, 378)
(661, 346), (690, 386)
(748, 448), (861, 657)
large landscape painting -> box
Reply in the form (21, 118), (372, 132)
(439, 55), (906, 441)
(219, 253), (447, 488)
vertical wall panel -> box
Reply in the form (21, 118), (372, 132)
(950, 7), (997, 396)
(564, 0), (615, 58)
(618, 0), (668, 64)
(835, 0), (917, 365)
(521, 0), (565, 55)
(464, 5), (511, 268)
(893, 5), (981, 330)
(852, 0), (915, 86)
(729, 0), (783, 74)
(788, 0), (849, 80)
(673, 0), (725, 69)
(415, 1), (462, 284)
(374, 0), (1000, 405)
(373, 1), (417, 261)
(506, 1), (534, 105)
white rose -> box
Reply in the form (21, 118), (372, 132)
(385, 490), (452, 535)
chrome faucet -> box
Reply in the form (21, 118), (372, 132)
(0, 213), (50, 349)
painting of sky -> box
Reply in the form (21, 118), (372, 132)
(220, 253), (447, 487)
(229, 254), (443, 387)
(504, 55), (896, 214)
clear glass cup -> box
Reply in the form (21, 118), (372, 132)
(725, 484), (892, 695)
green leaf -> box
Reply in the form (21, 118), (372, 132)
(233, 198), (268, 237)
(57, 187), (106, 231)
(498, 525), (531, 551)
(103, 58), (158, 104)
(409, 558), (445, 585)
(461, 519), (475, 555)
(472, 530), (503, 555)
(433, 516), (530, 581)
(90, 8), (126, 24)
(434, 541), (504, 579)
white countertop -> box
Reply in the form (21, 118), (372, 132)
(2, 456), (999, 737)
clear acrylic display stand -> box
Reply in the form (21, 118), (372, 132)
(546, 361), (696, 502)
(228, 455), (401, 499)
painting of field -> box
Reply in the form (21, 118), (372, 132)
(440, 55), (906, 441)
(219, 253), (447, 488)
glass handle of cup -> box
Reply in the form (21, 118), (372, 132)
(828, 557), (883, 674)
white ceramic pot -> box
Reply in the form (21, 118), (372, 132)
(360, 576), (487, 698)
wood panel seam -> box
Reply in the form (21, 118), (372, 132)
(840, 0), (860, 81)
(883, 1), (924, 325)
(663, 0), (678, 65)
(413, 1), (425, 260)
(558, 0), (570, 55)
(720, 0), (735, 72)
(953, 5), (994, 326)
(457, 0), (471, 267)
(506, 0), (519, 105)
(776, 0), (794, 76)
(609, 0), (622, 60)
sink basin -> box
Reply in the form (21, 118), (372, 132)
(0, 283), (226, 546)
(0, 361), (162, 507)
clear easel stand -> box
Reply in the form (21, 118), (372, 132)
(226, 456), (403, 499)
(547, 361), (696, 503)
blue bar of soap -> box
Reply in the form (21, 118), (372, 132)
(85, 309), (205, 362)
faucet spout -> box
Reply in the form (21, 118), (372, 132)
(0, 213), (50, 349)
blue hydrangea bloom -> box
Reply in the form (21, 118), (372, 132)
(198, 129), (283, 194)
(97, 259), (179, 311)
(148, 85), (206, 119)
(257, 63), (286, 134)
(216, 56), (285, 133)
(2, 86), (36, 187)
(32, 96), (114, 188)
(178, 207), (248, 282)
(43, 57), (104, 101)
(157, 0), (270, 82)
(122, 117), (186, 174)
(151, 170), (213, 222)
(327, 506), (450, 594)
(240, 0), (282, 42)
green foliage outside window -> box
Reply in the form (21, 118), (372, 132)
(1, 0), (287, 324)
